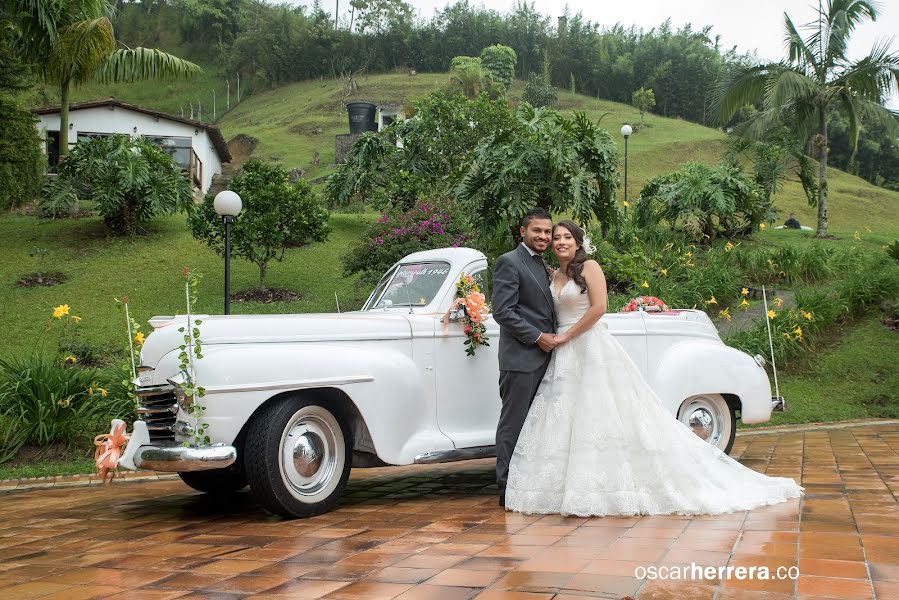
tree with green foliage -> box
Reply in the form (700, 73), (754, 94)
(0, 20), (44, 210)
(456, 104), (621, 240)
(5, 0), (200, 157)
(449, 55), (493, 99)
(632, 87), (655, 126)
(479, 44), (516, 90)
(326, 91), (516, 210)
(522, 49), (557, 108)
(633, 162), (771, 242)
(43, 135), (193, 235)
(349, 0), (413, 34)
(714, 0), (899, 238)
(190, 160), (330, 290)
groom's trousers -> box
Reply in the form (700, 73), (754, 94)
(496, 359), (551, 494)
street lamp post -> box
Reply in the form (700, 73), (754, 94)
(620, 124), (633, 212)
(213, 191), (242, 315)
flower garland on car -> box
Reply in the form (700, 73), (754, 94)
(622, 295), (670, 313)
(445, 273), (490, 356)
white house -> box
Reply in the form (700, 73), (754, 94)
(33, 99), (231, 194)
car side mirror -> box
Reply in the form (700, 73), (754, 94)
(447, 307), (464, 322)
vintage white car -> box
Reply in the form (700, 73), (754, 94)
(124, 247), (784, 518)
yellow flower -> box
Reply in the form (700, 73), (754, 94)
(52, 304), (70, 319)
(57, 396), (71, 408)
(719, 307), (731, 321)
(741, 287), (750, 296)
(725, 242), (734, 252)
(768, 309), (777, 319)
(772, 297), (784, 308)
(801, 310), (814, 321)
(663, 243), (674, 251)
(853, 231), (861, 241)
(88, 385), (108, 397)
(740, 298), (750, 309)
(792, 326), (803, 341)
(659, 268), (668, 276)
(685, 251), (693, 258)
(134, 332), (145, 346)
(64, 354), (78, 364)
(70, 315), (82, 323)
(782, 332), (791, 339)
(97, 387), (108, 397)
(706, 296), (718, 305)
(641, 281), (650, 289)
(760, 223), (767, 229)
(623, 200), (630, 207)
(686, 261), (695, 268)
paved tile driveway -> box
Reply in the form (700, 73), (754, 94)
(0, 424), (897, 599)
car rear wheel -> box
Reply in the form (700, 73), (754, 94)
(677, 394), (736, 454)
(244, 396), (352, 518)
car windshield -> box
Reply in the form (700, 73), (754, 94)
(366, 262), (451, 310)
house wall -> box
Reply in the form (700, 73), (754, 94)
(37, 106), (222, 193)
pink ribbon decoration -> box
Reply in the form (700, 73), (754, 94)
(442, 297), (466, 334)
(94, 421), (130, 484)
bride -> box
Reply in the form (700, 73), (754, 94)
(504, 220), (804, 516)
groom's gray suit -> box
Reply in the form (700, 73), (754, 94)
(492, 243), (557, 497)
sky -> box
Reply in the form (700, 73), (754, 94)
(315, 0), (899, 107)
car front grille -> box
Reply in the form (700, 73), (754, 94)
(136, 384), (178, 442)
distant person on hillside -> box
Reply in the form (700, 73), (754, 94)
(784, 213), (801, 229)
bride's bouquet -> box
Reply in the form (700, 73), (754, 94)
(622, 295), (670, 313)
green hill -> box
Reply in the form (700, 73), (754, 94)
(47, 70), (899, 236)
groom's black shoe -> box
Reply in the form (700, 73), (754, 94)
(498, 492), (505, 508)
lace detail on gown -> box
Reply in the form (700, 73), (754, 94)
(505, 277), (803, 517)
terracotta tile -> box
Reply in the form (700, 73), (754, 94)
(36, 585), (123, 599)
(426, 568), (504, 588)
(798, 558), (869, 579)
(873, 580), (899, 598)
(513, 557), (589, 574)
(714, 590), (795, 599)
(367, 567), (445, 584)
(394, 584), (480, 599)
(797, 575), (874, 598)
(799, 544), (866, 562)
(454, 557), (522, 572)
(0, 581), (71, 599)
(193, 559), (272, 576)
(635, 580), (717, 599)
(562, 573), (642, 596)
(491, 570), (575, 591)
(324, 580), (414, 599)
(263, 578), (350, 597)
(393, 555), (466, 570)
(473, 592), (553, 599)
(869, 562), (899, 581)
(581, 559), (645, 577)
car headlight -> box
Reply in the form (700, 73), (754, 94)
(166, 372), (193, 410)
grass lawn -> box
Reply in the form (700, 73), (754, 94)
(742, 314), (899, 427)
(0, 210), (373, 357)
(0, 456), (96, 480)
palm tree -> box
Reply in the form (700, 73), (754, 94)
(6, 0), (200, 157)
(714, 0), (899, 238)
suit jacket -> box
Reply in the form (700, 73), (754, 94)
(492, 243), (557, 372)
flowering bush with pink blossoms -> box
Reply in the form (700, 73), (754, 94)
(343, 200), (472, 286)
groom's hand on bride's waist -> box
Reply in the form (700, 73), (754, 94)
(537, 333), (559, 352)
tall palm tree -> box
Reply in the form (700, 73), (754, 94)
(6, 0), (200, 157)
(713, 0), (899, 237)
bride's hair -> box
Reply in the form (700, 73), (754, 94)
(554, 220), (589, 294)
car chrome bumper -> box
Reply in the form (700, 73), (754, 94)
(133, 442), (237, 472)
(771, 396), (786, 412)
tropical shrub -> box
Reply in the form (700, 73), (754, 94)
(326, 91), (515, 211)
(190, 160), (330, 290)
(634, 163), (773, 242)
(343, 200), (471, 286)
(521, 71), (557, 108)
(479, 44), (517, 90)
(42, 135), (192, 235)
(456, 105), (620, 243)
(448, 56), (494, 98)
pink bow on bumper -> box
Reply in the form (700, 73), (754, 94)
(94, 420), (130, 484)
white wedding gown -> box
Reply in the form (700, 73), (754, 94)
(505, 276), (803, 516)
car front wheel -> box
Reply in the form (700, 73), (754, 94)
(677, 394), (736, 454)
(244, 396), (352, 518)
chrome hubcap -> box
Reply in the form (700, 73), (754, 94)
(281, 413), (339, 496)
(679, 396), (727, 448)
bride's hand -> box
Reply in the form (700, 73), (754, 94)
(554, 332), (570, 345)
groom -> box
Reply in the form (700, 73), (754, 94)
(492, 208), (557, 507)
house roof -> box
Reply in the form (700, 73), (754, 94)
(33, 98), (232, 162)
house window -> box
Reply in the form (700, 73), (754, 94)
(145, 136), (192, 170)
(78, 132), (111, 142)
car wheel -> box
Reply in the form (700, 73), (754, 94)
(677, 394), (736, 454)
(244, 396), (352, 518)
(179, 467), (247, 494)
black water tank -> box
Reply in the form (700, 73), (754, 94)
(346, 102), (377, 134)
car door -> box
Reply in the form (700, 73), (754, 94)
(433, 264), (502, 449)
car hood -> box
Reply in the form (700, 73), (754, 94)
(139, 311), (413, 369)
